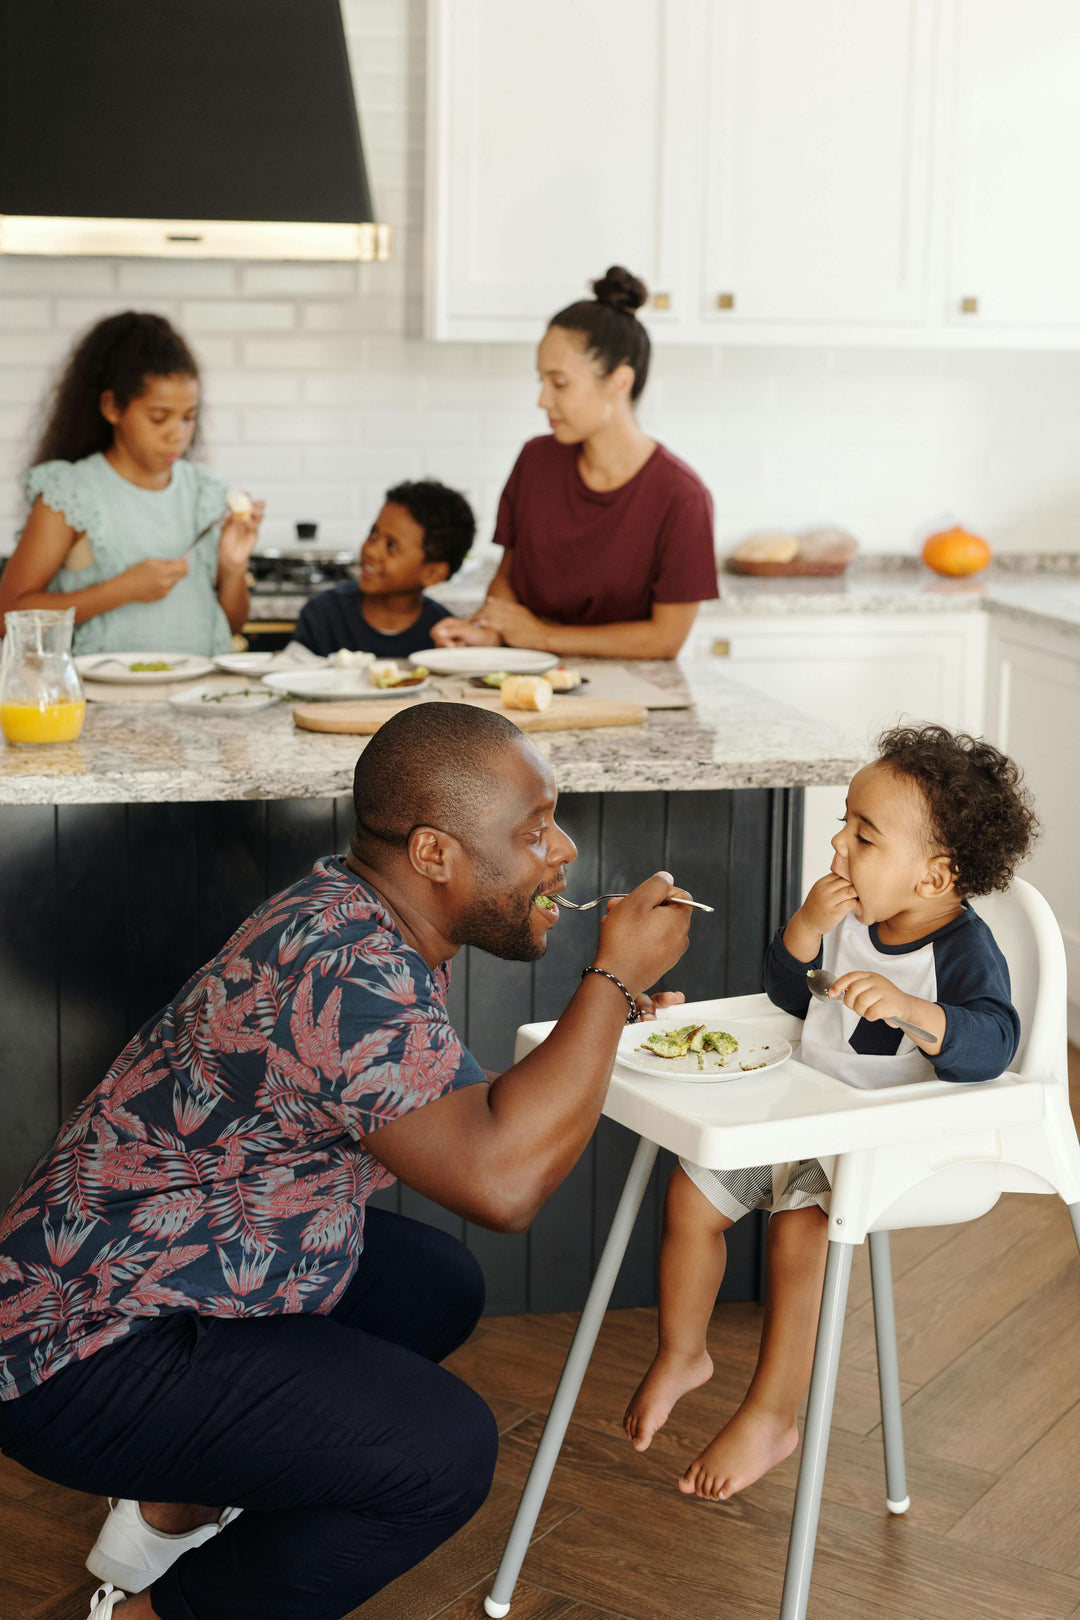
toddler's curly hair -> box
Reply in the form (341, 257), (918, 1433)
(875, 723), (1039, 898)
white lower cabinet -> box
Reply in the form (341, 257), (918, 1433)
(687, 610), (988, 892)
(985, 620), (1080, 1037)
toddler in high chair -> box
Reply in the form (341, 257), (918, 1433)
(624, 723), (1039, 1502)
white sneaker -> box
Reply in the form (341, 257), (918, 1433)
(86, 1587), (127, 1619)
(86, 1498), (242, 1592)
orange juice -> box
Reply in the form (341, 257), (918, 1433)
(0, 700), (86, 743)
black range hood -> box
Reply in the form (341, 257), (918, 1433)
(0, 0), (390, 260)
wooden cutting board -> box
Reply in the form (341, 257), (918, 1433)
(293, 694), (648, 735)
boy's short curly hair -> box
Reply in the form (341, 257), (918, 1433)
(875, 723), (1039, 898)
(385, 479), (475, 578)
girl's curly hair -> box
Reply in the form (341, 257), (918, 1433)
(29, 311), (200, 469)
(875, 723), (1039, 898)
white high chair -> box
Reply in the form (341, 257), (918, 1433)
(484, 879), (1080, 1620)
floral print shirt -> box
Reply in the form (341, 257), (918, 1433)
(0, 858), (486, 1399)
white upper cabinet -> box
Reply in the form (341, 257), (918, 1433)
(425, 0), (692, 341)
(945, 0), (1080, 330)
(700, 0), (934, 327)
(427, 0), (1080, 346)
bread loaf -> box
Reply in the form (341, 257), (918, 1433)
(797, 527), (859, 566)
(501, 675), (553, 711)
(733, 531), (799, 565)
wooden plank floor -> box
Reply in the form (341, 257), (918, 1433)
(7, 1049), (1079, 1620)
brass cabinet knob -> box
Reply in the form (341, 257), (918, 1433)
(717, 292), (736, 310)
(652, 291), (672, 311)
(960, 296), (979, 314)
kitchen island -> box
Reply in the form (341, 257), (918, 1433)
(0, 660), (863, 1314)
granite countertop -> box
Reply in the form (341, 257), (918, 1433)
(712, 568), (1080, 639)
(0, 660), (865, 807)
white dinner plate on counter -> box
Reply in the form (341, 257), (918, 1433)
(617, 1017), (792, 1082)
(261, 669), (431, 701)
(213, 650), (327, 676)
(169, 682), (281, 715)
(75, 652), (215, 684)
(411, 648), (558, 677)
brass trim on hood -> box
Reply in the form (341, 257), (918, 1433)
(0, 217), (392, 261)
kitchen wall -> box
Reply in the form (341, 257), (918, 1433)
(3, 0), (1080, 561)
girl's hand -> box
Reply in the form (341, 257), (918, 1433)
(827, 971), (912, 1026)
(476, 596), (550, 649)
(430, 615), (503, 648)
(120, 557), (189, 602)
(218, 499), (265, 576)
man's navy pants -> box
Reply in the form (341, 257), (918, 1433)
(0, 1209), (498, 1620)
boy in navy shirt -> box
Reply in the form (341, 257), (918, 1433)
(624, 724), (1039, 1504)
(293, 480), (475, 658)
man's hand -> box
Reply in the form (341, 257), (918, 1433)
(475, 596), (550, 649)
(592, 871), (692, 1000)
(431, 616), (503, 648)
(828, 971), (912, 1025)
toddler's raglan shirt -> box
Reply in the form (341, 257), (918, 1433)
(764, 905), (1020, 1089)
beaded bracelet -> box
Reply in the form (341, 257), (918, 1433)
(580, 965), (639, 1024)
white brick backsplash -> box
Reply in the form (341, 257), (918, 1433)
(240, 336), (364, 370)
(0, 259), (116, 294)
(181, 301), (296, 332)
(2, 1), (1080, 561)
(0, 300), (51, 331)
(116, 262), (237, 297)
(0, 369), (50, 405)
(241, 408), (359, 444)
(239, 265), (359, 297)
(54, 298), (178, 332)
(205, 372), (301, 406)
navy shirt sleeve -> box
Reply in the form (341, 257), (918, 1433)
(930, 914), (1021, 1083)
(763, 927), (820, 1019)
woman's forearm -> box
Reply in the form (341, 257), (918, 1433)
(541, 618), (686, 659)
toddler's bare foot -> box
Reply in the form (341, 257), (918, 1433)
(624, 1348), (713, 1452)
(678, 1400), (798, 1501)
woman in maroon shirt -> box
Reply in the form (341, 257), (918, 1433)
(432, 267), (717, 660)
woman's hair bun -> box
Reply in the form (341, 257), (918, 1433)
(591, 265), (647, 317)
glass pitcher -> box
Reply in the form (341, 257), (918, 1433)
(0, 608), (86, 743)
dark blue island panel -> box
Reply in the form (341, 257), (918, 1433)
(0, 786), (802, 1314)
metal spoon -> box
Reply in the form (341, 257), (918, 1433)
(556, 893), (715, 914)
(806, 967), (935, 1042)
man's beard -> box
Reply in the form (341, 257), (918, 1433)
(449, 863), (547, 963)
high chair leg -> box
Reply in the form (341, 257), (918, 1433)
(868, 1231), (909, 1514)
(485, 1135), (659, 1618)
(779, 1239), (853, 1620)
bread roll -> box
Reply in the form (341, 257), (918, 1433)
(733, 531), (799, 565)
(225, 489), (253, 519)
(501, 675), (553, 712)
(797, 527), (859, 566)
(544, 667), (582, 692)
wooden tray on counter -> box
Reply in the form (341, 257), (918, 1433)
(293, 693), (647, 735)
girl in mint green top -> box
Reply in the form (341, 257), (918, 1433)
(0, 312), (263, 656)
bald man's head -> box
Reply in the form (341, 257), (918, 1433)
(351, 701), (527, 863)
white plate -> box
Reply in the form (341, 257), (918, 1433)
(261, 668), (431, 701)
(618, 1017), (792, 1082)
(75, 652), (215, 685)
(169, 682), (281, 715)
(212, 651), (277, 675)
(411, 647), (559, 676)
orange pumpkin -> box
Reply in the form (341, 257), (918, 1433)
(921, 526), (992, 577)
